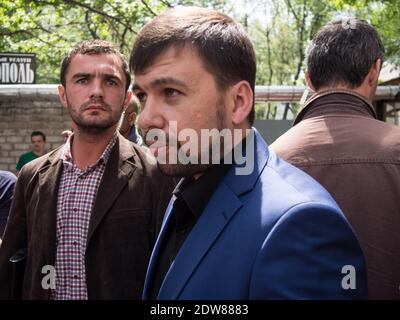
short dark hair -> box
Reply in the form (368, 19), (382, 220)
(60, 39), (131, 91)
(130, 6), (256, 125)
(31, 131), (46, 141)
(307, 18), (385, 90)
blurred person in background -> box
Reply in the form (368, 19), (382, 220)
(0, 170), (16, 240)
(271, 18), (400, 299)
(119, 94), (143, 145)
(16, 131), (46, 175)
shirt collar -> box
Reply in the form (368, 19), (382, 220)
(170, 133), (249, 219)
(60, 132), (118, 169)
(173, 163), (232, 219)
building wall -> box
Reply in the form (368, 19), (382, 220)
(1, 102), (291, 172)
(1, 84), (399, 174)
(0, 86), (72, 173)
(254, 119), (293, 145)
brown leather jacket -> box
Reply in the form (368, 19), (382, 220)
(271, 90), (400, 299)
(0, 135), (175, 299)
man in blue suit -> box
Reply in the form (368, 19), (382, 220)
(130, 6), (367, 299)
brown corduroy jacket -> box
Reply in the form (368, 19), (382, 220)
(271, 90), (400, 299)
(0, 134), (175, 299)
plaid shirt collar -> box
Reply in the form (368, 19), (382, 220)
(60, 132), (118, 172)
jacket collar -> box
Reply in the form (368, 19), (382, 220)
(45, 132), (137, 165)
(87, 134), (138, 243)
(36, 151), (63, 284)
(36, 133), (139, 268)
(294, 89), (377, 126)
(143, 129), (270, 299)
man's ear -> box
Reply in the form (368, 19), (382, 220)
(230, 81), (253, 127)
(305, 70), (316, 91)
(367, 58), (382, 86)
(58, 84), (68, 108)
(124, 90), (133, 109)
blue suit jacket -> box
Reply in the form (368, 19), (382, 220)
(143, 129), (367, 299)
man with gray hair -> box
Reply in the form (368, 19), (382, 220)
(271, 18), (400, 299)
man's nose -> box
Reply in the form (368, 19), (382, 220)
(89, 79), (104, 99)
(138, 96), (165, 132)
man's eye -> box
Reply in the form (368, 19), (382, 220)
(135, 92), (147, 103)
(164, 88), (181, 97)
(76, 78), (88, 84)
(107, 79), (118, 86)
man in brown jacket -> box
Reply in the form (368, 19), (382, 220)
(0, 40), (174, 299)
(271, 18), (400, 299)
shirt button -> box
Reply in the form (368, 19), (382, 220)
(73, 275), (78, 279)
(73, 208), (78, 212)
(73, 241), (78, 246)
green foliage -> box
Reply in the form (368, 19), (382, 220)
(331, 0), (400, 65)
(0, 0), (169, 83)
(246, 0), (336, 88)
(1, 0), (398, 118)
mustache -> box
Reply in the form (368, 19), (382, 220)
(81, 100), (111, 111)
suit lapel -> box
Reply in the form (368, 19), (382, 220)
(158, 183), (242, 299)
(142, 196), (175, 299)
(36, 148), (64, 269)
(223, 129), (269, 195)
(145, 129), (270, 299)
(87, 136), (137, 244)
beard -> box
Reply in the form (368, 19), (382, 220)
(152, 98), (228, 178)
(66, 96), (123, 134)
(157, 162), (213, 177)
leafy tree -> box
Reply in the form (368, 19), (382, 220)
(332, 0), (400, 65)
(0, 0), (169, 83)
(1, 0), (398, 119)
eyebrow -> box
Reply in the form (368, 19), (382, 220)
(132, 77), (188, 91)
(72, 72), (122, 82)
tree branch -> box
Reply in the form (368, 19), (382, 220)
(0, 29), (40, 36)
(141, 0), (157, 16)
(33, 0), (135, 33)
(85, 11), (99, 39)
(285, 0), (298, 22)
(159, 0), (173, 8)
(103, 0), (136, 28)
(292, 0), (308, 84)
(119, 26), (129, 53)
(32, 21), (69, 42)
